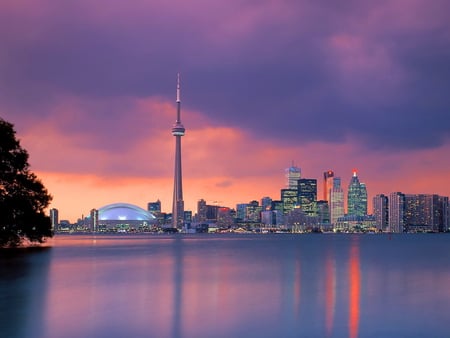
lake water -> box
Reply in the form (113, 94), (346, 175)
(1, 233), (450, 338)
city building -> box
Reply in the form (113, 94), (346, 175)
(49, 208), (59, 231)
(148, 200), (161, 213)
(281, 189), (298, 214)
(172, 74), (185, 229)
(261, 196), (272, 211)
(316, 200), (330, 226)
(90, 208), (98, 232)
(298, 178), (317, 216)
(285, 163), (301, 190)
(197, 199), (207, 222)
(389, 192), (405, 233)
(373, 194), (388, 231)
(404, 194), (449, 232)
(347, 170), (368, 216)
(323, 170), (334, 201)
(330, 177), (344, 225)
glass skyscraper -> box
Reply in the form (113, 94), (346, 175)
(347, 170), (367, 216)
(285, 164), (301, 190)
(330, 177), (344, 225)
(298, 178), (317, 216)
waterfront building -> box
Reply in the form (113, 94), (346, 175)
(236, 203), (249, 222)
(389, 192), (405, 233)
(49, 208), (59, 231)
(261, 196), (272, 211)
(334, 215), (376, 232)
(217, 207), (234, 227)
(197, 199), (207, 222)
(89, 208), (98, 232)
(246, 200), (262, 223)
(347, 170), (367, 216)
(316, 200), (330, 225)
(271, 200), (284, 225)
(95, 203), (156, 231)
(298, 178), (317, 216)
(373, 194), (388, 231)
(330, 177), (344, 225)
(285, 163), (301, 190)
(281, 188), (298, 214)
(261, 210), (276, 226)
(323, 170), (334, 201)
(404, 194), (449, 232)
(147, 200), (161, 213)
(171, 74), (185, 229)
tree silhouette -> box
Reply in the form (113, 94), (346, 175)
(0, 118), (53, 247)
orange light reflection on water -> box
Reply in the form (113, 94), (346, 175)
(349, 241), (360, 338)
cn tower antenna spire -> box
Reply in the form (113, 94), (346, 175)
(176, 72), (181, 104)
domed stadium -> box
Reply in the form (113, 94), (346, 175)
(96, 203), (157, 231)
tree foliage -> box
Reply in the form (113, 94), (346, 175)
(0, 118), (53, 247)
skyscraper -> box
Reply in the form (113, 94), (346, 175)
(347, 170), (367, 216)
(373, 194), (388, 231)
(285, 163), (301, 190)
(323, 170), (334, 201)
(50, 208), (58, 231)
(389, 192), (405, 233)
(298, 178), (317, 216)
(330, 177), (344, 225)
(172, 74), (185, 229)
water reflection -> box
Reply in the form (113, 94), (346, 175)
(0, 247), (52, 338)
(2, 234), (450, 337)
(349, 239), (360, 338)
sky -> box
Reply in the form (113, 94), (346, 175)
(1, 0), (450, 222)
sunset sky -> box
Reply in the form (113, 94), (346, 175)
(1, 0), (450, 222)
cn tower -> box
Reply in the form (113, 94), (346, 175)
(172, 73), (185, 229)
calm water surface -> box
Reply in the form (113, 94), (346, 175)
(1, 234), (450, 338)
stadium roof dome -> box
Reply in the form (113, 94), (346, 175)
(98, 203), (156, 222)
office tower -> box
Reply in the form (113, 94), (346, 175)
(217, 207), (234, 227)
(281, 188), (298, 214)
(316, 200), (330, 224)
(197, 199), (207, 222)
(373, 194), (388, 231)
(347, 170), (368, 216)
(389, 192), (405, 233)
(90, 208), (98, 232)
(50, 208), (59, 231)
(323, 170), (334, 201)
(172, 74), (185, 229)
(285, 163), (301, 190)
(271, 200), (284, 225)
(404, 194), (449, 232)
(330, 177), (344, 225)
(298, 178), (317, 216)
(246, 200), (262, 223)
(261, 196), (272, 211)
(236, 203), (249, 221)
(148, 200), (161, 213)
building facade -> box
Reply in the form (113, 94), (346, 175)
(347, 170), (368, 216)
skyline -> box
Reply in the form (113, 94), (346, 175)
(1, 0), (450, 222)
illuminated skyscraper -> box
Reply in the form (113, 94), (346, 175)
(285, 163), (301, 190)
(347, 170), (367, 216)
(330, 177), (344, 225)
(172, 74), (185, 229)
(323, 170), (334, 201)
(298, 178), (317, 216)
(389, 192), (405, 233)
